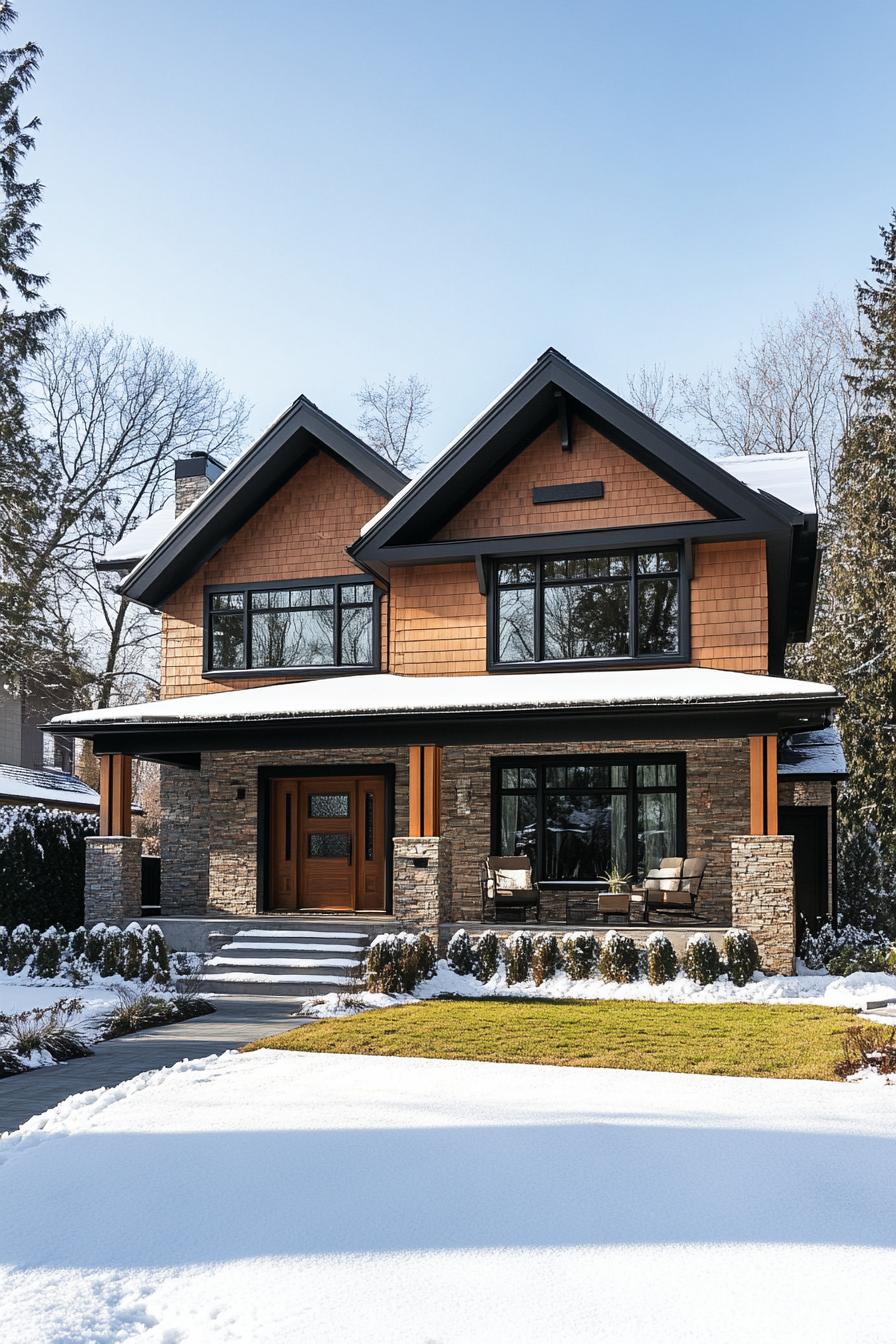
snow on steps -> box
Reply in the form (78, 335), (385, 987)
(188, 923), (372, 999)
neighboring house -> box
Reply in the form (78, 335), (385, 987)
(0, 686), (101, 813)
(52, 349), (844, 972)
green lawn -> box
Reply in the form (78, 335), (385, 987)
(243, 999), (856, 1081)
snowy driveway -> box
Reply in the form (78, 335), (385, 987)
(0, 1049), (893, 1343)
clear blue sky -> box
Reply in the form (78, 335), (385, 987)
(26, 0), (896, 453)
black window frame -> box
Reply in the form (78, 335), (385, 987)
(488, 543), (690, 671)
(203, 575), (382, 679)
(491, 753), (687, 887)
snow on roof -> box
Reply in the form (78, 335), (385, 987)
(0, 764), (101, 808)
(716, 452), (817, 516)
(100, 503), (177, 568)
(778, 725), (847, 778)
(52, 668), (839, 730)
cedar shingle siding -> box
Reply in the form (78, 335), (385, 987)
(160, 453), (386, 698)
(435, 416), (712, 540)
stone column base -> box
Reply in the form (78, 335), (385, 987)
(730, 835), (796, 975)
(84, 836), (143, 925)
(392, 836), (451, 941)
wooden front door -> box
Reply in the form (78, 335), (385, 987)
(268, 775), (387, 912)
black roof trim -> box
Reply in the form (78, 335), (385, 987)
(351, 348), (809, 562)
(120, 397), (409, 609)
(60, 694), (838, 756)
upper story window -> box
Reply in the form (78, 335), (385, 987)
(206, 578), (378, 674)
(493, 548), (682, 667)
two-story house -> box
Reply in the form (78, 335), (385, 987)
(53, 350), (844, 973)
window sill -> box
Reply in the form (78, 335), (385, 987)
(486, 654), (688, 674)
(202, 666), (380, 682)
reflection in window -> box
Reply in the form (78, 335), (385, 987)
(496, 758), (681, 882)
(207, 581), (376, 671)
(495, 550), (680, 664)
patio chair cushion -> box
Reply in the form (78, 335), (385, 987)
(644, 868), (683, 892)
(493, 866), (532, 891)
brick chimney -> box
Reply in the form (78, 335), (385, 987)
(174, 451), (224, 516)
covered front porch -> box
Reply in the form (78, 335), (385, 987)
(49, 667), (841, 976)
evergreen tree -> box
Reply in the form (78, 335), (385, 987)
(0, 2), (63, 696)
(808, 213), (896, 915)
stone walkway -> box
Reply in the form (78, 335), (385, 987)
(0, 996), (311, 1135)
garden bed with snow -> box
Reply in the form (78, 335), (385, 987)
(0, 923), (206, 1076)
(298, 960), (896, 1018)
(296, 925), (896, 1020)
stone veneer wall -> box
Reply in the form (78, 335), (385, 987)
(84, 836), (143, 924)
(730, 835), (796, 975)
(392, 836), (452, 940)
(440, 738), (752, 926)
(159, 764), (210, 915)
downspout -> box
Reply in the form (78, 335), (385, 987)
(830, 782), (839, 926)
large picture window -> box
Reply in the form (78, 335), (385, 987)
(206, 579), (378, 673)
(494, 756), (684, 883)
(493, 549), (682, 666)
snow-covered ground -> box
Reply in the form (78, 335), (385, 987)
(0, 1048), (893, 1343)
(296, 959), (896, 1018)
(0, 975), (178, 1071)
(0, 981), (129, 1020)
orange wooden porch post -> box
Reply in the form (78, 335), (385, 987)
(408, 746), (441, 837)
(98, 753), (132, 837)
(748, 735), (778, 835)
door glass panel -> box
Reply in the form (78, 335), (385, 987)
(308, 793), (350, 818)
(365, 792), (375, 861)
(285, 791), (292, 861)
(308, 832), (351, 858)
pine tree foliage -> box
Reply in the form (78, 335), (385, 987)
(807, 214), (896, 896)
(0, 3), (64, 695)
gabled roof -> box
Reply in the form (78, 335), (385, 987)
(351, 348), (811, 559)
(119, 397), (409, 608)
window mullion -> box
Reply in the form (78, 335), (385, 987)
(243, 589), (250, 669)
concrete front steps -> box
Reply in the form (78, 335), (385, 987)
(191, 924), (372, 999)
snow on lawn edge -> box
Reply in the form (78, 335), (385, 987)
(292, 960), (896, 1019)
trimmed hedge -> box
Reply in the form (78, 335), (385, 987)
(0, 805), (97, 931)
(366, 932), (435, 994)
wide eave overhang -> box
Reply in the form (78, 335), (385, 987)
(53, 693), (842, 761)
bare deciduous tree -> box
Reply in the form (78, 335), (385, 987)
(356, 373), (431, 470)
(679, 294), (857, 518)
(626, 363), (679, 426)
(22, 323), (248, 707)
(626, 294), (857, 519)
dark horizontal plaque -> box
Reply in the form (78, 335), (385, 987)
(532, 480), (604, 505)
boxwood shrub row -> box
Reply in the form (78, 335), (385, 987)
(446, 927), (760, 987)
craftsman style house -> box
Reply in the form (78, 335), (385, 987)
(55, 350), (844, 972)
